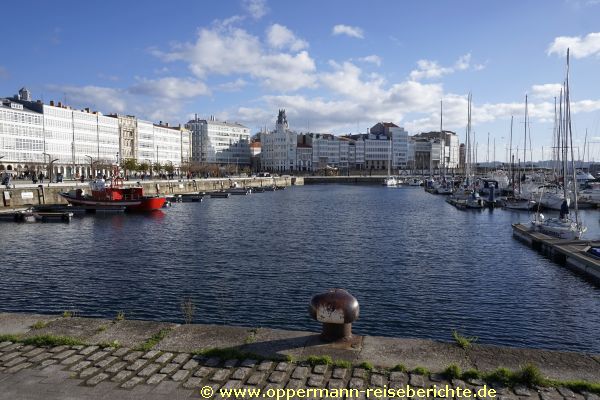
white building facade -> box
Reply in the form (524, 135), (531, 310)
(1, 88), (190, 178)
(185, 116), (250, 166)
(0, 97), (44, 172)
(261, 110), (297, 172)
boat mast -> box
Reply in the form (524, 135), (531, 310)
(559, 88), (566, 192)
(523, 94), (528, 177)
(553, 96), (558, 180)
(440, 99), (444, 177)
(465, 93), (472, 186)
(509, 116), (514, 192)
(565, 49), (579, 224)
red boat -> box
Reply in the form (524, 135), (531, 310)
(60, 178), (166, 212)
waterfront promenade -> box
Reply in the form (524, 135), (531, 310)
(0, 176), (303, 209)
(0, 312), (599, 400)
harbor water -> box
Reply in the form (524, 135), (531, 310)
(1, 184), (599, 353)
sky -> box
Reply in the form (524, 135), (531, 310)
(2, 0), (600, 162)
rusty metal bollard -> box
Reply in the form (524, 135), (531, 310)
(309, 289), (359, 341)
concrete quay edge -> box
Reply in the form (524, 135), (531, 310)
(1, 312), (598, 382)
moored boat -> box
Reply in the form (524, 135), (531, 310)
(59, 179), (165, 212)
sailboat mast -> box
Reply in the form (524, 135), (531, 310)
(583, 129), (588, 169)
(524, 95), (528, 173)
(440, 99), (444, 177)
(559, 88), (566, 191)
(466, 93), (472, 185)
(553, 97), (558, 179)
(566, 49), (579, 224)
(509, 115), (513, 190)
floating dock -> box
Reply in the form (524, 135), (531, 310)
(0, 210), (73, 223)
(512, 223), (600, 284)
(209, 192), (230, 199)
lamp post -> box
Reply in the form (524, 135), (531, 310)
(145, 159), (152, 179)
(49, 159), (58, 183)
(85, 155), (94, 179)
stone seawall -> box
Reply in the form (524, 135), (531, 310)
(0, 311), (599, 400)
(0, 177), (303, 208)
(303, 176), (385, 184)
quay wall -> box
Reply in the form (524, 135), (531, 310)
(1, 311), (599, 382)
(303, 176), (385, 184)
(0, 176), (303, 208)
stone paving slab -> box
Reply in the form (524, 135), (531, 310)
(359, 335), (473, 370)
(467, 344), (600, 382)
(0, 313), (58, 335)
(156, 324), (251, 353)
(21, 317), (108, 342)
(300, 334), (363, 362)
(89, 320), (178, 349)
(241, 328), (314, 360)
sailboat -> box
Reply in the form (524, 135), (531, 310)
(531, 49), (586, 239)
(446, 93), (484, 209)
(383, 135), (398, 186)
(503, 116), (537, 210)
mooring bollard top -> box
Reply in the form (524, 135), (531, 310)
(309, 288), (359, 324)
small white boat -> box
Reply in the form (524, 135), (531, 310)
(408, 178), (423, 186)
(531, 213), (586, 239)
(383, 176), (398, 187)
(503, 197), (536, 210)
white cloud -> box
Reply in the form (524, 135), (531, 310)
(153, 25), (317, 91)
(332, 24), (364, 39)
(358, 55), (382, 66)
(409, 53), (475, 81)
(46, 84), (127, 113)
(547, 32), (600, 58)
(242, 0), (268, 19)
(217, 78), (247, 92)
(409, 60), (454, 80)
(0, 66), (9, 79)
(531, 83), (562, 99)
(454, 53), (471, 70)
(130, 77), (210, 98)
(266, 24), (308, 52)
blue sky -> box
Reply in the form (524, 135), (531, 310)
(2, 0), (600, 161)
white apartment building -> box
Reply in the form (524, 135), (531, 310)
(1, 88), (190, 178)
(154, 123), (183, 166)
(261, 110), (297, 172)
(185, 116), (250, 166)
(137, 120), (156, 165)
(409, 131), (460, 172)
(0, 97), (44, 171)
(306, 134), (340, 170)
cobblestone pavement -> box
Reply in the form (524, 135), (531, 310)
(1, 341), (599, 400)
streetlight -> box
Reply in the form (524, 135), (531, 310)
(49, 159), (58, 183)
(85, 155), (94, 179)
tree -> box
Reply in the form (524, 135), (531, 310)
(164, 162), (175, 175)
(121, 158), (138, 178)
(153, 162), (163, 175)
(138, 161), (149, 174)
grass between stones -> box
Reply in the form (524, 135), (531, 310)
(135, 328), (172, 351)
(0, 334), (21, 342)
(1, 330), (599, 394)
(193, 347), (292, 362)
(21, 334), (85, 347)
(31, 321), (48, 330)
(443, 363), (600, 394)
(452, 329), (478, 349)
